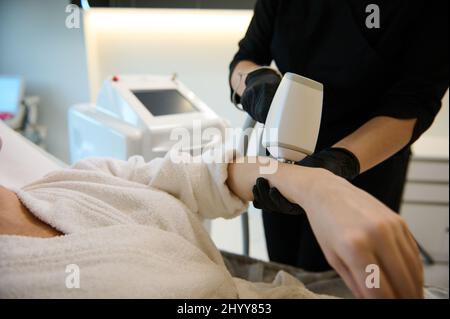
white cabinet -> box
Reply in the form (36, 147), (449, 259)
(401, 136), (449, 262)
(401, 204), (448, 261)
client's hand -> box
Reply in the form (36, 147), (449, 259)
(252, 147), (360, 215)
(227, 158), (423, 298)
(274, 167), (424, 298)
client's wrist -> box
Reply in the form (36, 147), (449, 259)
(295, 165), (334, 209)
(261, 163), (318, 207)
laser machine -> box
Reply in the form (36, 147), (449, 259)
(68, 74), (227, 163)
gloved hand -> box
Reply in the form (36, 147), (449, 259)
(252, 177), (304, 215)
(297, 147), (360, 181)
(252, 147), (360, 215)
(241, 68), (282, 123)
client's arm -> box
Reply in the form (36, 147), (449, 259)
(1, 153), (422, 298)
(227, 157), (424, 299)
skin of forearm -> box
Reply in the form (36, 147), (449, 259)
(334, 116), (417, 173)
(0, 187), (61, 237)
(230, 60), (261, 96)
(226, 156), (326, 209)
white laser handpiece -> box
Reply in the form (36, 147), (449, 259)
(262, 72), (324, 162)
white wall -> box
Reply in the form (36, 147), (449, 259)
(427, 91), (449, 138)
(83, 8), (252, 129)
(0, 0), (89, 163)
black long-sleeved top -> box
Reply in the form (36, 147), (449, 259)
(230, 0), (449, 151)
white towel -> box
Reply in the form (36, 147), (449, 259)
(0, 148), (327, 298)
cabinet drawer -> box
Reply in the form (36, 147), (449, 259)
(400, 204), (449, 262)
(403, 182), (449, 204)
(407, 160), (449, 183)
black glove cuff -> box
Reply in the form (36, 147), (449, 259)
(328, 147), (361, 180)
(245, 68), (281, 87)
(298, 147), (361, 180)
(230, 68), (280, 106)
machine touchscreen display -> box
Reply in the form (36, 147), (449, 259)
(132, 89), (198, 116)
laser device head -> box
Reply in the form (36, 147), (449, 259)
(262, 73), (323, 162)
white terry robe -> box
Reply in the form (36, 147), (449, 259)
(0, 149), (326, 299)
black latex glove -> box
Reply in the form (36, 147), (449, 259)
(241, 68), (281, 123)
(252, 177), (304, 215)
(252, 147), (360, 215)
(297, 147), (361, 181)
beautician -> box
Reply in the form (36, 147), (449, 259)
(229, 0), (449, 271)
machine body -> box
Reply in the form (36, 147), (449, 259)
(68, 74), (226, 163)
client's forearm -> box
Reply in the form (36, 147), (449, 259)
(227, 156), (322, 207)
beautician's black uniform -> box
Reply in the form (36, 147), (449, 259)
(229, 0), (449, 271)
